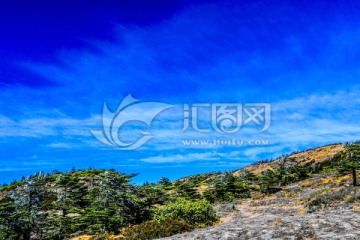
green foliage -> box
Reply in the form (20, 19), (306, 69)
(174, 172), (220, 186)
(241, 170), (257, 182)
(320, 165), (340, 174)
(304, 187), (356, 212)
(120, 218), (194, 240)
(153, 198), (217, 227)
(256, 159), (310, 194)
(158, 177), (172, 187)
(3, 172), (53, 239)
(347, 191), (360, 203)
(204, 172), (250, 202)
(138, 184), (168, 206)
(0, 226), (20, 240)
(0, 169), (150, 239)
(173, 182), (201, 199)
(2, 142), (348, 239)
(339, 143), (360, 186)
(258, 169), (280, 194)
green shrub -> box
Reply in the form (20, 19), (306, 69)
(0, 226), (20, 240)
(347, 191), (360, 203)
(153, 198), (218, 227)
(204, 173), (250, 202)
(121, 218), (194, 240)
(305, 187), (355, 212)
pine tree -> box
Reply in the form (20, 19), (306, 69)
(340, 143), (360, 186)
(9, 172), (50, 240)
(175, 182), (200, 199)
(84, 170), (136, 234)
(0, 194), (22, 239)
(241, 170), (256, 182)
(258, 170), (279, 194)
(51, 172), (81, 239)
(205, 172), (250, 202)
(158, 177), (172, 187)
(223, 172), (249, 199)
(277, 157), (295, 186)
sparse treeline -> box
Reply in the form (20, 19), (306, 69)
(0, 169), (151, 239)
(0, 169), (221, 239)
(241, 143), (360, 194)
(0, 142), (359, 239)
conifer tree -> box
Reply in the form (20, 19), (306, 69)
(340, 143), (360, 186)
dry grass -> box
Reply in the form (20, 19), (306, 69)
(197, 185), (209, 192)
(353, 205), (360, 211)
(291, 144), (343, 165)
(71, 234), (124, 240)
(321, 174), (351, 185)
(272, 218), (282, 226)
(70, 236), (92, 240)
(234, 144), (343, 175)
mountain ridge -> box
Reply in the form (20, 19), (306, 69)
(1, 142), (359, 240)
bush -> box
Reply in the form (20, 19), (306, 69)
(121, 218), (194, 240)
(347, 192), (360, 203)
(153, 198), (218, 227)
(0, 226), (20, 240)
(305, 187), (355, 212)
(204, 173), (250, 202)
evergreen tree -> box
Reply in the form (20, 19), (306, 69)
(158, 177), (172, 187)
(174, 182), (200, 199)
(8, 173), (50, 240)
(204, 172), (250, 202)
(241, 170), (256, 182)
(258, 169), (279, 194)
(50, 172), (82, 239)
(0, 195), (22, 239)
(84, 170), (140, 234)
(339, 143), (360, 186)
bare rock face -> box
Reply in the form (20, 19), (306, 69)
(160, 208), (360, 240)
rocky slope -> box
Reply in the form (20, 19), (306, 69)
(69, 143), (357, 240)
(161, 172), (360, 240)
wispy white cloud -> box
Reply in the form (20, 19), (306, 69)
(0, 114), (99, 138)
(2, 1), (360, 184)
(0, 168), (32, 172)
(141, 151), (240, 163)
(45, 143), (73, 149)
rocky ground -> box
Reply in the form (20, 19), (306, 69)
(160, 174), (360, 240)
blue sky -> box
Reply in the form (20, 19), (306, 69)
(1, 0), (360, 184)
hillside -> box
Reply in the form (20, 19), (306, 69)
(235, 143), (344, 175)
(161, 143), (360, 239)
(175, 143), (344, 191)
(1, 142), (360, 240)
(161, 172), (360, 239)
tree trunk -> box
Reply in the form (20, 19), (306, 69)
(23, 231), (31, 240)
(353, 168), (357, 186)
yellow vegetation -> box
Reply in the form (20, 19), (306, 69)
(198, 185), (209, 192)
(234, 144), (343, 175)
(353, 206), (360, 212)
(272, 218), (282, 226)
(70, 236), (92, 240)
